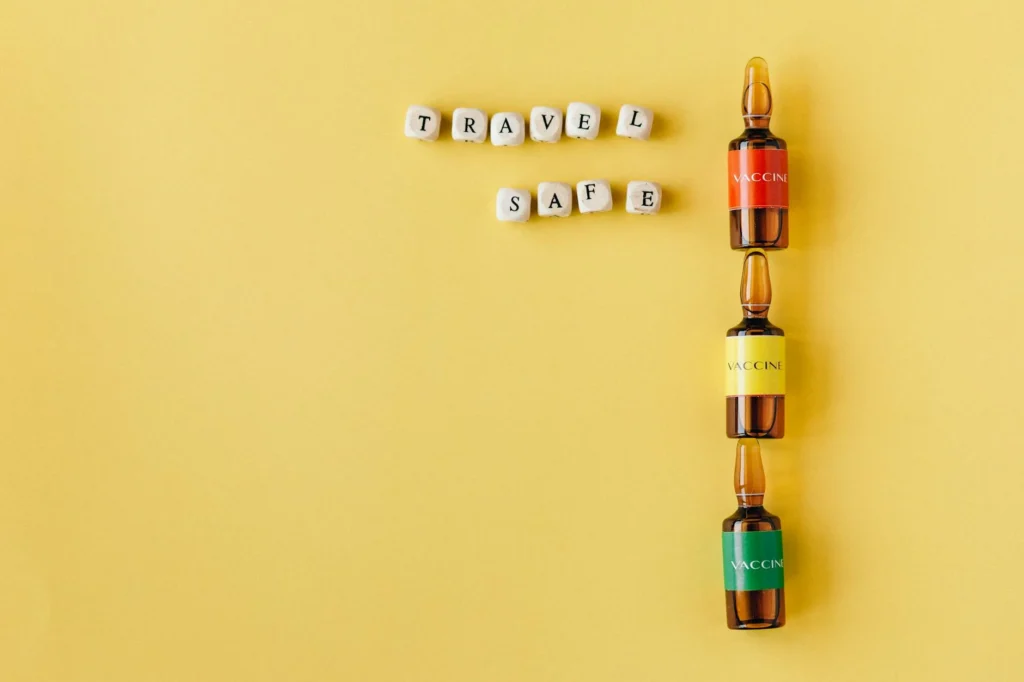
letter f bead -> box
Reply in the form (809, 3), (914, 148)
(576, 179), (612, 213)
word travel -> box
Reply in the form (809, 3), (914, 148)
(496, 181), (662, 222)
(405, 104), (655, 145)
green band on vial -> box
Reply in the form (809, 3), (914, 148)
(722, 530), (784, 591)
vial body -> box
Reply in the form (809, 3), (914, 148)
(722, 508), (786, 629)
(728, 131), (789, 250)
(726, 319), (785, 439)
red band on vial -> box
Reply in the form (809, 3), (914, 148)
(728, 149), (789, 210)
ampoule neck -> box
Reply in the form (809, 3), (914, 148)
(743, 118), (771, 130)
(734, 439), (766, 508)
(739, 249), (772, 317)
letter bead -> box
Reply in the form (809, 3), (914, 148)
(616, 104), (654, 140)
(404, 105), (441, 141)
(530, 106), (563, 143)
(576, 179), (612, 213)
(490, 112), (526, 146)
(537, 182), (573, 217)
(626, 181), (662, 215)
(452, 108), (488, 143)
(496, 188), (532, 222)
(565, 102), (601, 140)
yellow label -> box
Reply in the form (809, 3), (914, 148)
(725, 336), (786, 397)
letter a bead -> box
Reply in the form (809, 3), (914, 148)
(496, 188), (532, 222)
(491, 113), (526, 146)
(404, 105), (441, 141)
(537, 182), (573, 217)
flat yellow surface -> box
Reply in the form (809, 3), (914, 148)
(1, 1), (1022, 680)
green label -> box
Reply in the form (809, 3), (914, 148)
(722, 530), (784, 591)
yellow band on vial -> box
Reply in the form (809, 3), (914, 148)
(725, 336), (786, 397)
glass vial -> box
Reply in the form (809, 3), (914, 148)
(728, 57), (789, 250)
(726, 249), (785, 438)
(722, 438), (785, 629)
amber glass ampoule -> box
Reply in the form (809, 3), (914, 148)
(722, 438), (785, 629)
(726, 249), (785, 438)
(728, 57), (789, 250)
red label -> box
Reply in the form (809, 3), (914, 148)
(728, 149), (789, 209)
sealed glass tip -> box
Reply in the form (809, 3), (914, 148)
(742, 57), (773, 119)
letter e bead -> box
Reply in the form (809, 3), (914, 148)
(576, 179), (612, 213)
(496, 188), (532, 222)
(452, 108), (488, 143)
(491, 113), (525, 146)
(616, 105), (654, 140)
(404, 105), (441, 141)
(565, 102), (601, 140)
(626, 181), (662, 214)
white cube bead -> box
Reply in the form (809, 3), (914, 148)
(616, 105), (654, 140)
(496, 188), (531, 222)
(404, 105), (441, 141)
(576, 179), (612, 213)
(537, 182), (573, 217)
(565, 102), (601, 139)
(530, 107), (563, 143)
(490, 113), (525, 146)
(452, 108), (488, 143)
(626, 181), (662, 214)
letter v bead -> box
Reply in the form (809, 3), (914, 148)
(530, 106), (563, 143)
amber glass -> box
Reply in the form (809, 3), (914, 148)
(729, 57), (789, 250)
(723, 439), (785, 629)
(726, 250), (784, 438)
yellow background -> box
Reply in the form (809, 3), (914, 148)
(1, 1), (1022, 680)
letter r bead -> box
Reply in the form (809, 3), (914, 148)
(452, 108), (488, 143)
